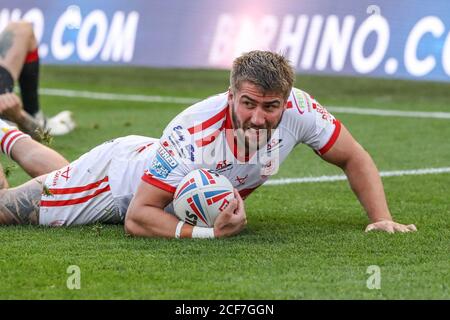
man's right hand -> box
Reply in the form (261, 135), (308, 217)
(0, 93), (24, 123)
(213, 189), (247, 238)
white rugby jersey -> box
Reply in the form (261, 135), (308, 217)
(138, 87), (341, 206)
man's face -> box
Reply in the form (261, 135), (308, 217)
(228, 81), (287, 150)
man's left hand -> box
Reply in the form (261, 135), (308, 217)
(365, 220), (417, 233)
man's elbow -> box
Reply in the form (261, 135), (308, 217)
(124, 211), (160, 238)
(124, 216), (140, 236)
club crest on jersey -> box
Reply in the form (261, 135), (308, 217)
(267, 138), (283, 153)
(215, 160), (233, 173)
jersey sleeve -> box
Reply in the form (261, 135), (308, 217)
(288, 88), (341, 155)
(141, 117), (198, 193)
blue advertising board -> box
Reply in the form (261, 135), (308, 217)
(1, 0), (449, 81)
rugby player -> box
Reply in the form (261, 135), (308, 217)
(0, 50), (417, 238)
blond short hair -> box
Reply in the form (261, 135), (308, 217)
(230, 51), (295, 100)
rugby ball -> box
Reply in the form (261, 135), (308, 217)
(173, 168), (235, 227)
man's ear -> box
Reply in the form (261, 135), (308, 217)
(227, 87), (234, 103)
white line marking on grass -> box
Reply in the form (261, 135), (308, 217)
(327, 106), (450, 119)
(265, 167), (450, 186)
(40, 88), (450, 120)
(39, 88), (199, 105)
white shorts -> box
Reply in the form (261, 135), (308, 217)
(39, 140), (122, 226)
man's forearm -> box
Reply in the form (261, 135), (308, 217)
(125, 205), (189, 238)
(343, 150), (393, 222)
(125, 204), (196, 238)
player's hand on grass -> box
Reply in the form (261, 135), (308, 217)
(365, 220), (417, 233)
(0, 93), (24, 123)
(213, 189), (247, 238)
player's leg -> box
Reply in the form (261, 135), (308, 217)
(0, 21), (45, 140)
(0, 174), (45, 225)
(0, 21), (75, 137)
(0, 118), (69, 177)
(17, 23), (39, 117)
(0, 21), (35, 80)
(10, 134), (69, 177)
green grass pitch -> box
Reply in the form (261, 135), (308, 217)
(0, 66), (449, 299)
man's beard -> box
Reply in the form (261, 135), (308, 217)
(230, 106), (283, 155)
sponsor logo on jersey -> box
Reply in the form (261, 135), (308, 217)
(157, 146), (178, 168)
(313, 102), (335, 125)
(161, 140), (177, 157)
(168, 135), (186, 158)
(215, 159), (233, 173)
(185, 144), (195, 162)
(52, 166), (71, 186)
(148, 147), (178, 178)
(163, 131), (195, 162)
(172, 125), (185, 141)
(149, 159), (171, 178)
(52, 171), (61, 187)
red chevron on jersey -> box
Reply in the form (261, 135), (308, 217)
(187, 107), (228, 134)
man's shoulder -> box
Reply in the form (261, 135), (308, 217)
(279, 88), (317, 130)
(177, 92), (228, 123)
(158, 91), (229, 164)
(285, 87), (317, 115)
(166, 91), (229, 138)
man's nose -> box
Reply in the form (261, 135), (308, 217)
(250, 108), (266, 127)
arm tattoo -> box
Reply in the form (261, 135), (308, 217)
(0, 178), (43, 225)
(0, 30), (14, 59)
